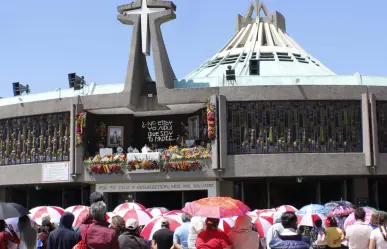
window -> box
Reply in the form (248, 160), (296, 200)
(227, 101), (362, 154)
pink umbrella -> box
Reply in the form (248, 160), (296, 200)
(276, 205), (298, 213)
(146, 207), (169, 217)
(113, 202), (146, 212)
(140, 216), (182, 240)
(344, 207), (373, 231)
(218, 218), (235, 234)
(29, 206), (64, 225)
(328, 206), (355, 217)
(252, 216), (272, 238)
(64, 206), (88, 213)
(115, 209), (153, 226)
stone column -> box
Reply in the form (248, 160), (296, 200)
(210, 95), (219, 170)
(0, 187), (6, 202)
(218, 95), (228, 169)
(369, 93), (379, 166)
(362, 93), (372, 166)
(70, 103), (84, 180)
(219, 181), (234, 198)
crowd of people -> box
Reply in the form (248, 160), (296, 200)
(0, 194), (386, 249)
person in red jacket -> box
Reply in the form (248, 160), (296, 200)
(0, 220), (20, 249)
(78, 201), (119, 249)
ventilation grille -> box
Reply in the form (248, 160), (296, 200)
(259, 52), (275, 61)
(239, 53), (247, 62)
(207, 57), (224, 67)
(277, 52), (293, 62)
(293, 53), (309, 64)
(221, 54), (239, 65)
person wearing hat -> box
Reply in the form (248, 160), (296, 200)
(152, 219), (174, 249)
(118, 218), (148, 249)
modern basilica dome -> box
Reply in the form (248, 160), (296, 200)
(181, 1), (335, 87)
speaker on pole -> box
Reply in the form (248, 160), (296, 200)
(12, 82), (30, 96)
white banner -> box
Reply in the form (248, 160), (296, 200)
(42, 162), (70, 183)
(96, 181), (218, 197)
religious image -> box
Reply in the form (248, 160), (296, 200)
(107, 126), (124, 147)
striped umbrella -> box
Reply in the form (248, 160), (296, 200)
(166, 210), (185, 217)
(252, 216), (272, 238)
(297, 205), (327, 227)
(113, 202), (146, 213)
(140, 215), (182, 240)
(276, 205), (298, 213)
(146, 207), (169, 217)
(72, 208), (90, 227)
(64, 206), (88, 213)
(29, 206), (64, 225)
(218, 218), (235, 234)
(115, 209), (153, 225)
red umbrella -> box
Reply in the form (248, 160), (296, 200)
(218, 218), (235, 234)
(140, 216), (182, 240)
(64, 206), (88, 213)
(183, 197), (250, 218)
(146, 207), (169, 217)
(115, 209), (153, 225)
(113, 202), (146, 212)
(166, 210), (185, 216)
(276, 205), (298, 213)
(252, 217), (272, 238)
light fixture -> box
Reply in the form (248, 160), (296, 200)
(35, 185), (42, 191)
(297, 177), (304, 183)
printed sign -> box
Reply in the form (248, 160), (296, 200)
(96, 181), (218, 197)
(142, 120), (174, 143)
(42, 162), (70, 182)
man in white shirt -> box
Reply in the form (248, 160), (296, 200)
(346, 208), (373, 249)
(187, 216), (204, 249)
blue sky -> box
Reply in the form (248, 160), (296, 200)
(0, 0), (386, 97)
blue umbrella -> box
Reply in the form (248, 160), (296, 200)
(296, 204), (329, 215)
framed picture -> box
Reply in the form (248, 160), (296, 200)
(188, 115), (200, 140)
(107, 126), (124, 147)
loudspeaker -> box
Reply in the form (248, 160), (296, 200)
(13, 82), (30, 96)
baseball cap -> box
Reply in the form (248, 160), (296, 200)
(126, 218), (138, 230)
(89, 192), (105, 204)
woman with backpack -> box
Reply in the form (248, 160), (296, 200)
(310, 219), (327, 249)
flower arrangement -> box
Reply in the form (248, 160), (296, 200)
(75, 112), (87, 146)
(161, 146), (211, 160)
(207, 103), (216, 140)
(128, 159), (159, 171)
(161, 145), (211, 172)
(96, 122), (106, 140)
(84, 154), (127, 174)
(163, 161), (202, 172)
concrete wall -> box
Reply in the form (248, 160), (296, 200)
(225, 154), (385, 178)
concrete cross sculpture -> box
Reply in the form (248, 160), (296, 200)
(118, 0), (176, 109)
